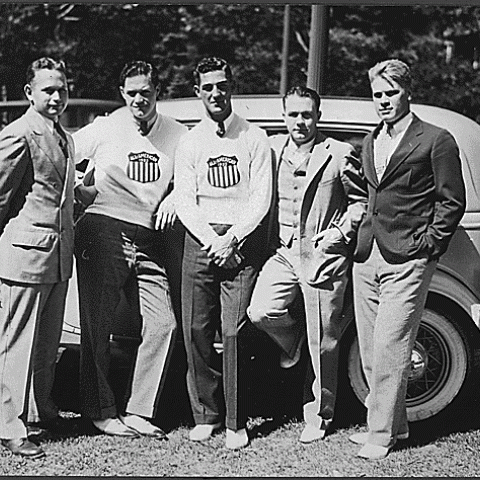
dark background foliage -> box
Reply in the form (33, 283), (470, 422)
(1, 4), (480, 121)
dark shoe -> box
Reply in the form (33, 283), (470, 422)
(1, 438), (46, 459)
(29, 416), (71, 435)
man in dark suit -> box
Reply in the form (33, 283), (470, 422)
(0, 57), (74, 459)
(350, 59), (466, 460)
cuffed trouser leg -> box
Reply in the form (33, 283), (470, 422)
(28, 281), (69, 423)
(76, 214), (128, 421)
(0, 280), (65, 439)
(353, 241), (437, 448)
(125, 231), (177, 419)
(302, 274), (348, 427)
(182, 230), (258, 431)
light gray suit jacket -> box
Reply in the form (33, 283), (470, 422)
(0, 107), (75, 284)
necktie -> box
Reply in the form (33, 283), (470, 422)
(54, 121), (68, 158)
(374, 123), (393, 181)
(139, 121), (149, 136)
(216, 121), (226, 137)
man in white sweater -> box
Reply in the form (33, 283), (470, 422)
(174, 57), (273, 449)
(73, 61), (187, 438)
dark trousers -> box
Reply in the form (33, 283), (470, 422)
(181, 226), (263, 431)
(75, 213), (176, 420)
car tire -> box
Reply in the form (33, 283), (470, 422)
(347, 297), (479, 423)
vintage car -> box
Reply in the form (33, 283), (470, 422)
(56, 94), (480, 427)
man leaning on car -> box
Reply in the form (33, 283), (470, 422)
(248, 86), (367, 444)
(350, 59), (466, 460)
(73, 60), (187, 439)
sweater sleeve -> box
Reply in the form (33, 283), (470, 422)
(174, 137), (218, 248)
(228, 127), (273, 243)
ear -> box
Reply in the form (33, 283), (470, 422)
(24, 84), (33, 104)
(194, 84), (200, 98)
(317, 110), (322, 121)
(119, 86), (127, 102)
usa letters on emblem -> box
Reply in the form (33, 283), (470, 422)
(207, 155), (240, 188)
(127, 152), (161, 183)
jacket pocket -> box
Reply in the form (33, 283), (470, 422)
(11, 230), (55, 250)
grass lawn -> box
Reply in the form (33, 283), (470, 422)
(2, 410), (480, 476)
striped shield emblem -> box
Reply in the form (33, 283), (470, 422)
(127, 152), (161, 183)
(207, 155), (240, 188)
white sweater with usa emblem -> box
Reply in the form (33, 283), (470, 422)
(73, 107), (187, 229)
(174, 112), (273, 247)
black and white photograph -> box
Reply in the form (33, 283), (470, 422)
(0, 2), (480, 476)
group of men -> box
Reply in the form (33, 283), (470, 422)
(0, 54), (465, 461)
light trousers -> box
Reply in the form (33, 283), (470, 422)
(0, 279), (67, 439)
(352, 241), (437, 447)
(248, 245), (348, 427)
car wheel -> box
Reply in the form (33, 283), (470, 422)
(347, 299), (478, 423)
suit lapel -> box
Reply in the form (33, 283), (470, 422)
(24, 107), (66, 180)
(305, 131), (331, 188)
(379, 114), (422, 185)
(363, 125), (381, 188)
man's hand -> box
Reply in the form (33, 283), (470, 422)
(311, 227), (345, 250)
(202, 232), (242, 269)
(154, 194), (177, 230)
(74, 184), (98, 207)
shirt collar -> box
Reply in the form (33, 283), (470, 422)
(133, 111), (158, 130)
(287, 135), (316, 154)
(205, 111), (234, 133)
(386, 111), (413, 137)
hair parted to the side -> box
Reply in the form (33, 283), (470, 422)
(119, 61), (160, 88)
(193, 57), (232, 85)
(368, 59), (412, 93)
(282, 85), (321, 112)
(26, 57), (66, 84)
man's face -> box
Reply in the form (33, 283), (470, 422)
(24, 69), (69, 121)
(283, 94), (320, 146)
(371, 76), (410, 124)
(120, 74), (158, 122)
(194, 69), (233, 121)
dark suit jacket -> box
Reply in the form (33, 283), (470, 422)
(0, 107), (75, 283)
(354, 113), (466, 264)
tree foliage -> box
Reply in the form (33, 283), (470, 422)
(1, 4), (480, 122)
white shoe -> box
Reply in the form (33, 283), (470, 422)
(92, 417), (139, 437)
(280, 335), (305, 369)
(357, 442), (391, 460)
(349, 431), (408, 445)
(189, 423), (222, 441)
(299, 422), (329, 443)
(120, 414), (167, 439)
(225, 428), (249, 450)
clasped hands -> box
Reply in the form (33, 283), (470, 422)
(202, 232), (243, 269)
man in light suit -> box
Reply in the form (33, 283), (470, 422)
(350, 59), (466, 460)
(248, 86), (367, 443)
(0, 57), (74, 459)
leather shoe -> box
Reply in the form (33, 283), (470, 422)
(28, 416), (71, 435)
(357, 442), (391, 460)
(93, 417), (139, 437)
(299, 419), (332, 443)
(1, 438), (45, 459)
(349, 431), (408, 445)
(120, 415), (168, 440)
(189, 422), (222, 441)
(280, 335), (305, 369)
(225, 428), (249, 450)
